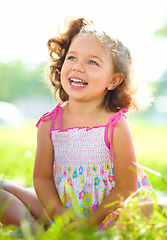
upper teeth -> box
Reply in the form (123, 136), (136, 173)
(70, 78), (85, 83)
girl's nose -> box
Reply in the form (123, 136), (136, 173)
(72, 63), (85, 73)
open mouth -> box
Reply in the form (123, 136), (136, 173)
(69, 78), (88, 87)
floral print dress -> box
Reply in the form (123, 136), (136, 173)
(36, 103), (156, 230)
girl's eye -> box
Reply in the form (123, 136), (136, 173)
(89, 60), (98, 66)
(68, 56), (76, 61)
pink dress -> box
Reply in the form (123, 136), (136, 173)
(36, 102), (156, 230)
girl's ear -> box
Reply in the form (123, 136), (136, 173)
(107, 73), (124, 91)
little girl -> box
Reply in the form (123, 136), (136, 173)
(0, 17), (157, 231)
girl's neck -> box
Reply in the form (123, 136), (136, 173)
(60, 99), (112, 130)
(65, 99), (105, 117)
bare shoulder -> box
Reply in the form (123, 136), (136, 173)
(37, 118), (56, 144)
(117, 115), (130, 129)
(112, 114), (135, 160)
(37, 110), (59, 136)
(114, 115), (132, 139)
(37, 118), (52, 135)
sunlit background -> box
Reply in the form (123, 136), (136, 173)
(0, 0), (167, 122)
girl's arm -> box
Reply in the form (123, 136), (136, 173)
(33, 120), (66, 219)
(86, 117), (138, 227)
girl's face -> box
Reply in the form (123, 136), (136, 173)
(61, 34), (115, 105)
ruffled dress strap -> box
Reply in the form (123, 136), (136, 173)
(104, 108), (128, 158)
(36, 102), (63, 137)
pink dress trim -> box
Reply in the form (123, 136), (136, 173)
(104, 109), (128, 157)
(36, 102), (62, 138)
(36, 102), (128, 157)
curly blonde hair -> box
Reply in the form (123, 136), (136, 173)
(45, 17), (153, 112)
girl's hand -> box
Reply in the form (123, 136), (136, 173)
(55, 209), (78, 227)
(65, 218), (89, 231)
(52, 205), (67, 218)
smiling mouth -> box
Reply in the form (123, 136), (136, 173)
(69, 78), (88, 87)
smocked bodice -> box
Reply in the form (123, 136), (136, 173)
(36, 103), (155, 216)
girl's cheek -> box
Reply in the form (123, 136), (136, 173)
(61, 63), (68, 77)
(60, 66), (65, 80)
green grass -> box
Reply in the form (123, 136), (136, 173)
(129, 119), (167, 190)
(0, 119), (167, 239)
(1, 196), (167, 240)
(0, 121), (37, 186)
